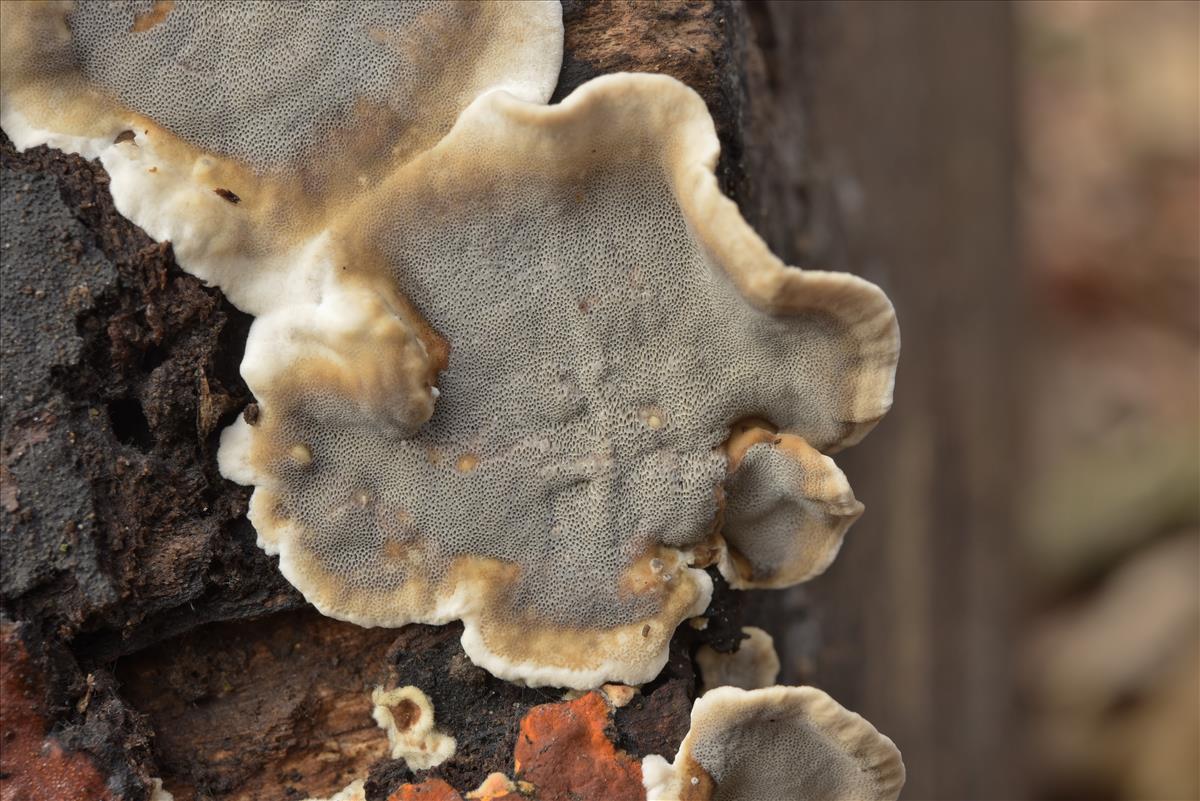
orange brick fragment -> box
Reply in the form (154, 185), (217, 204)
(388, 778), (464, 801)
(514, 691), (644, 801)
(0, 623), (117, 801)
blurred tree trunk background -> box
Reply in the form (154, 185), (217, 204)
(740, 3), (1022, 800)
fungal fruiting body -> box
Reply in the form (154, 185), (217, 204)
(0, 0), (565, 314)
(0, 1), (899, 690)
(371, 685), (457, 771)
(696, 626), (781, 693)
(218, 74), (897, 689)
(643, 686), (906, 801)
(302, 780), (366, 801)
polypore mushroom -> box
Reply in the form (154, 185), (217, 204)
(643, 686), (905, 801)
(371, 685), (456, 771)
(0, 2), (899, 690)
(217, 73), (897, 688)
(0, 0), (563, 312)
(696, 626), (780, 693)
(720, 424), (864, 589)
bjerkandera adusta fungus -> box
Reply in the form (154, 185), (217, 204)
(642, 686), (906, 801)
(696, 626), (780, 693)
(0, 1), (899, 691)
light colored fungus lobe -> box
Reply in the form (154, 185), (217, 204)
(371, 685), (456, 771)
(0, 2), (899, 689)
(719, 423), (864, 589)
(642, 686), (906, 801)
(696, 626), (780, 693)
(0, 0), (564, 312)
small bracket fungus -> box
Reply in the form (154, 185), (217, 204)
(371, 685), (456, 771)
(1, 1), (898, 690)
(696, 626), (780, 693)
(720, 424), (864, 589)
(643, 686), (906, 801)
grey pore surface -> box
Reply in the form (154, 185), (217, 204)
(264, 99), (862, 633)
(693, 710), (871, 801)
(68, 0), (530, 171)
(724, 444), (807, 580)
(686, 688), (904, 801)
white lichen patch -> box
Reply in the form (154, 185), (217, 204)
(696, 626), (780, 693)
(643, 686), (906, 801)
(1, 3), (898, 691)
(371, 685), (456, 771)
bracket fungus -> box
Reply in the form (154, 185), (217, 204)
(696, 626), (781, 693)
(0, 1), (899, 690)
(643, 686), (906, 801)
(0, 0), (564, 313)
(371, 685), (457, 771)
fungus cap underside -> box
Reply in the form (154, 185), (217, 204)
(0, 1), (899, 690)
(0, 0), (564, 313)
(217, 74), (897, 688)
(643, 686), (906, 801)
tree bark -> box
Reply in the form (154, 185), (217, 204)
(742, 4), (1023, 799)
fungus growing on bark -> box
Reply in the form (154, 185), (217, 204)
(696, 626), (780, 693)
(0, 0), (564, 312)
(218, 73), (897, 689)
(642, 686), (905, 801)
(0, 1), (898, 690)
(303, 780), (366, 801)
(371, 685), (457, 770)
(720, 424), (864, 589)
